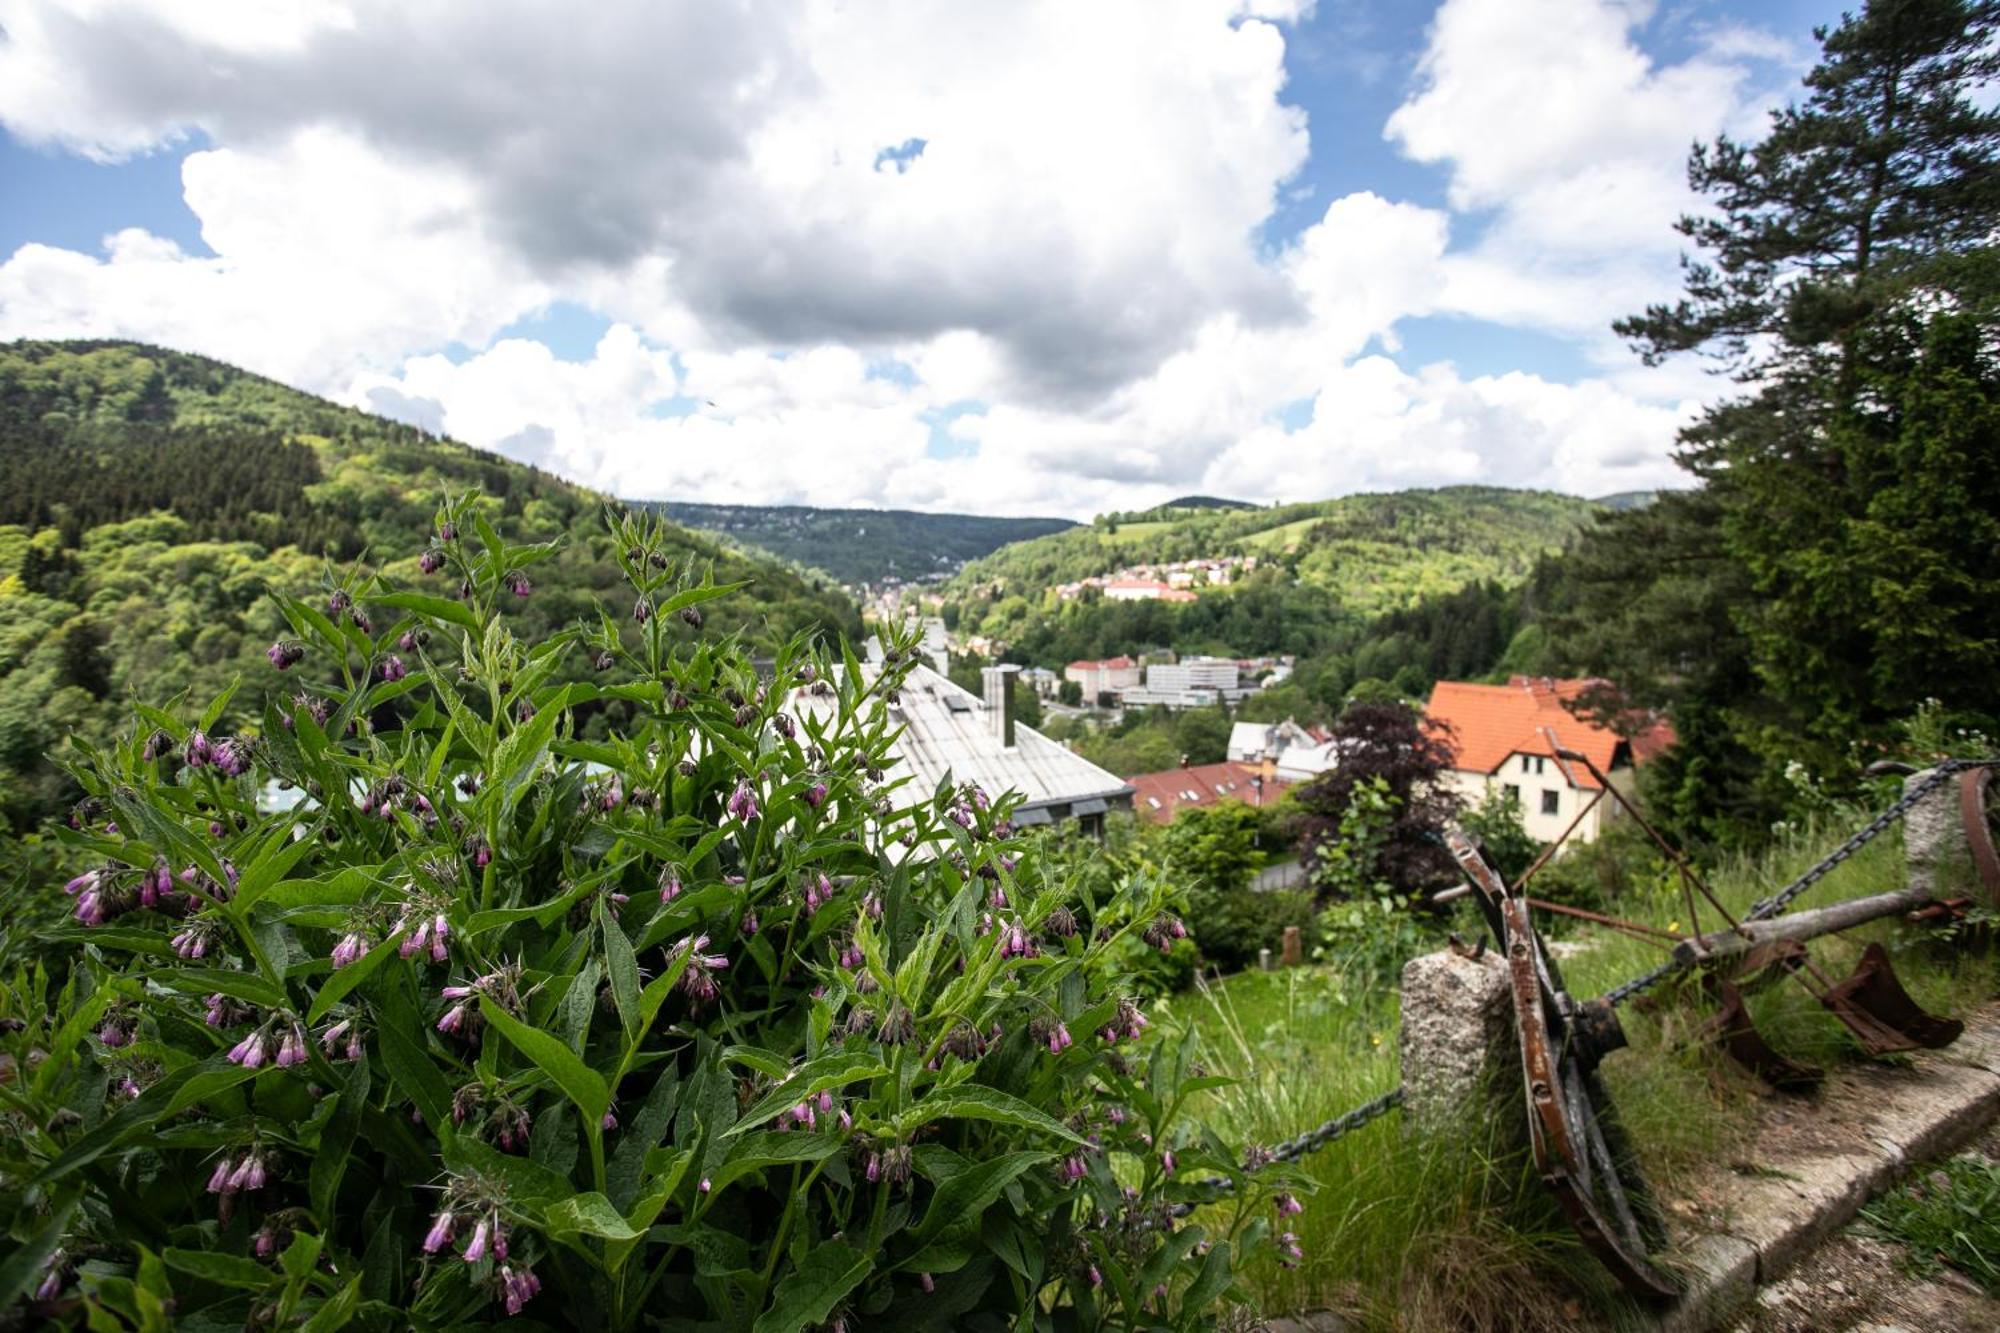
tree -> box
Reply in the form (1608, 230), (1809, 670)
(1291, 700), (1461, 899)
(1568, 0), (2000, 824)
(1174, 704), (1232, 765)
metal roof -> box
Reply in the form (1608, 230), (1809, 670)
(797, 663), (1133, 813)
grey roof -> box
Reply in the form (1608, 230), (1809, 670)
(798, 663), (1132, 813)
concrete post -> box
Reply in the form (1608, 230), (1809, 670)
(1904, 767), (1972, 900)
(1258, 947), (1274, 972)
(1398, 948), (1518, 1136)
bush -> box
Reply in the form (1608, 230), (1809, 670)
(2, 502), (1303, 1330)
(1184, 886), (1315, 975)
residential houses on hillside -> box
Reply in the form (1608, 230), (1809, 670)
(802, 655), (1134, 834)
(1127, 760), (1290, 824)
(1055, 554), (1259, 602)
(1227, 718), (1343, 783)
(1423, 676), (1675, 844)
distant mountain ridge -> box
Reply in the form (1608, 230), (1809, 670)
(944, 484), (1602, 645)
(643, 500), (1075, 587)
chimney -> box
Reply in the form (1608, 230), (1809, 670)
(981, 665), (1021, 748)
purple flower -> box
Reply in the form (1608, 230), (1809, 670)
(422, 1209), (456, 1254)
(501, 1264), (542, 1314)
(1088, 1265), (1103, 1287)
(226, 1032), (268, 1067)
(466, 834), (493, 868)
(328, 590), (351, 616)
(379, 655), (408, 683)
(772, 711), (795, 740)
(1276, 1191), (1303, 1216)
(437, 1003), (468, 1035)
(171, 925), (210, 959)
(680, 605), (703, 629)
(440, 520), (457, 541)
(398, 629), (421, 653)
(204, 993), (231, 1027)
(331, 932), (369, 968)
(419, 547), (445, 574)
(1159, 1150), (1176, 1177)
(185, 730), (215, 768)
(659, 865), (682, 903)
(1061, 1154), (1088, 1183)
(919, 1272), (934, 1293)
(266, 641), (304, 670)
(214, 739), (252, 778)
(633, 596), (653, 624)
(725, 779), (758, 823)
(739, 910), (759, 938)
(275, 1025), (308, 1067)
(1047, 1022), (1072, 1054)
(430, 913), (451, 962)
(673, 933), (730, 1005)
(504, 570), (532, 599)
(463, 1216), (492, 1263)
(230, 1154), (268, 1191)
(207, 1159), (235, 1194)
(803, 780), (828, 808)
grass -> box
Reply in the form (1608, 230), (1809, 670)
(1857, 1153), (2000, 1294)
(1157, 806), (2000, 1328)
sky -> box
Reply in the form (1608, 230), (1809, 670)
(0, 0), (1850, 519)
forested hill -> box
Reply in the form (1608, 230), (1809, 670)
(0, 339), (859, 829)
(645, 500), (1075, 587)
(945, 485), (1600, 635)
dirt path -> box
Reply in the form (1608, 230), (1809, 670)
(1723, 1122), (2000, 1333)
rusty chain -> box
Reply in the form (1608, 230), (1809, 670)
(1173, 760), (1999, 1201)
(1600, 759), (1998, 1008)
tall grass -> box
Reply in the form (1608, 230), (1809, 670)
(1162, 803), (1999, 1328)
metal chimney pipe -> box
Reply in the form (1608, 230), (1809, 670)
(982, 665), (1020, 748)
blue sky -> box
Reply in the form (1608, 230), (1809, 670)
(0, 0), (1849, 517)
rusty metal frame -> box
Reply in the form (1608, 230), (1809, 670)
(1448, 832), (1680, 1299)
(1962, 767), (2000, 903)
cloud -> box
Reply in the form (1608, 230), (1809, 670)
(0, 0), (1311, 397)
(0, 0), (1809, 517)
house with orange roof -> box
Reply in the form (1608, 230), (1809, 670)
(1423, 676), (1675, 844)
(1125, 760), (1289, 824)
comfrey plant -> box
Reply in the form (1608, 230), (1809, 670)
(2, 501), (1305, 1331)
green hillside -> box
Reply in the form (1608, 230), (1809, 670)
(646, 500), (1075, 587)
(0, 340), (859, 830)
(944, 486), (1601, 650)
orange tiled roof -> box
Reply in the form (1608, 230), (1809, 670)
(1422, 677), (1674, 790)
(1066, 656), (1135, 672)
(1123, 761), (1290, 824)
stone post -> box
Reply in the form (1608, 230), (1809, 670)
(1280, 926), (1303, 968)
(1258, 947), (1274, 972)
(1904, 767), (1972, 900)
(1398, 947), (1519, 1137)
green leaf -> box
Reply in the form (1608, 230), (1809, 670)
(161, 1248), (274, 1291)
(490, 687), (566, 815)
(160, 1062), (265, 1118)
(544, 1191), (641, 1243)
(248, 867), (382, 913)
(704, 1132), (840, 1195)
(479, 997), (609, 1124)
(731, 1053), (889, 1136)
(373, 987), (453, 1131)
(599, 900), (641, 1039)
(1182, 1236), (1233, 1313)
(606, 1148), (689, 1273)
(443, 1136), (574, 1208)
(30, 986), (115, 1099)
(152, 967), (287, 1011)
(306, 929), (404, 1024)
(752, 1241), (870, 1333)
(0, 1196), (78, 1308)
(231, 828), (320, 912)
(371, 590), (481, 635)
(36, 1064), (200, 1185)
(310, 1060), (369, 1225)
(898, 1085), (1086, 1145)
(300, 1276), (362, 1333)
(911, 1152), (1052, 1246)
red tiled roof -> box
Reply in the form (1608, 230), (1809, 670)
(1067, 655), (1135, 672)
(1123, 761), (1290, 824)
(1423, 676), (1675, 790)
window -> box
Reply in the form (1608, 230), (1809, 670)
(1504, 783), (1521, 804)
(1541, 789), (1560, 816)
